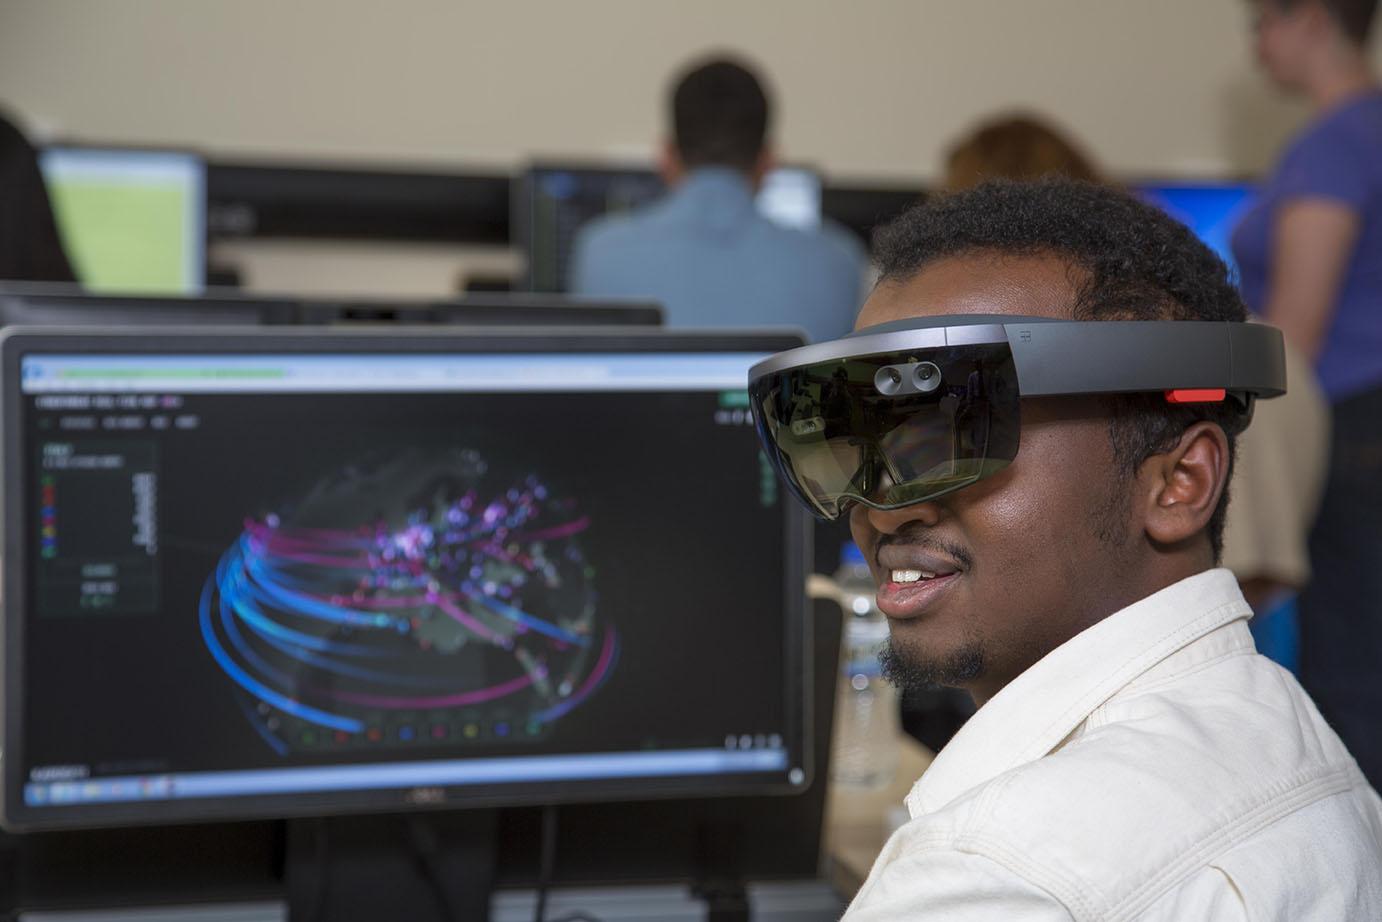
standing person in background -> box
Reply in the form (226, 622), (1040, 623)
(569, 56), (866, 343)
(0, 109), (76, 284)
(1232, 0), (1382, 787)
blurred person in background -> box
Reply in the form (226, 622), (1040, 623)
(941, 112), (1103, 190)
(0, 109), (76, 284)
(1232, 0), (1382, 786)
(569, 55), (866, 342)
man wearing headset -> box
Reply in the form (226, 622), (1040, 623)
(751, 179), (1382, 918)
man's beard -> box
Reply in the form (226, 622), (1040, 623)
(878, 636), (985, 693)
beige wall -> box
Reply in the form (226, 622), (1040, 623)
(4, 0), (1377, 295)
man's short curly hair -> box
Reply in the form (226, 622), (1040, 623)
(670, 57), (770, 173)
(873, 178), (1250, 561)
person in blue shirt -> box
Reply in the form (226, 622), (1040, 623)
(1231, 0), (1382, 787)
(569, 56), (867, 343)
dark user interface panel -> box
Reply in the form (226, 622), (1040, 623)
(8, 348), (805, 827)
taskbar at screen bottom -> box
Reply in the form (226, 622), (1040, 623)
(23, 746), (792, 809)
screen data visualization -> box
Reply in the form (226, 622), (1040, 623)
(515, 165), (823, 293)
(2, 332), (808, 830)
(1136, 181), (1256, 282)
(39, 146), (206, 296)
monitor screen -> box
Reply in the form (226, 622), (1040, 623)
(1, 330), (809, 830)
(1136, 181), (1256, 281)
(39, 147), (206, 296)
(756, 167), (822, 233)
(515, 165), (823, 292)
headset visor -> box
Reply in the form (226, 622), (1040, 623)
(750, 343), (1021, 520)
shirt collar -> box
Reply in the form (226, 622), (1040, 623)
(906, 568), (1252, 816)
(664, 167), (756, 227)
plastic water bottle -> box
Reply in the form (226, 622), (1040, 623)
(831, 541), (899, 789)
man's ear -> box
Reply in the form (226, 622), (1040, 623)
(749, 145), (776, 189)
(658, 140), (685, 186)
(1140, 421), (1231, 551)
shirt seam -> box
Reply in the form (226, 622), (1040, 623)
(920, 764), (1354, 922)
(888, 829), (1085, 921)
(1107, 765), (1355, 921)
(959, 772), (1111, 918)
(953, 830), (1092, 920)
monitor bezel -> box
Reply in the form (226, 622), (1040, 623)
(0, 326), (811, 831)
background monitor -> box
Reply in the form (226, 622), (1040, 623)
(296, 293), (664, 327)
(0, 283), (298, 326)
(756, 166), (822, 232)
(514, 164), (824, 292)
(1136, 181), (1256, 281)
(38, 146), (207, 296)
(0, 285), (663, 329)
(1, 328), (809, 830)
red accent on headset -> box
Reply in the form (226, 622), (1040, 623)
(1164, 388), (1227, 404)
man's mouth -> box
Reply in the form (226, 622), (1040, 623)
(889, 568), (948, 584)
(874, 548), (964, 619)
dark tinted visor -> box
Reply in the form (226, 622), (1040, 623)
(750, 343), (1021, 520)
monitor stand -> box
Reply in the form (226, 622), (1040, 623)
(285, 809), (498, 922)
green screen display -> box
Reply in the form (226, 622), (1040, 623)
(41, 149), (204, 295)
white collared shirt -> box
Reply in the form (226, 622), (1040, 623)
(844, 569), (1382, 921)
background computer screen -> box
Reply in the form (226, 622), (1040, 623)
(2, 332), (808, 830)
(515, 165), (823, 293)
(1136, 181), (1256, 281)
(756, 167), (822, 232)
(39, 147), (207, 295)
(0, 285), (662, 329)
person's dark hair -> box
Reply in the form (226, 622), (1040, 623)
(1269, 0), (1378, 45)
(0, 110), (77, 284)
(669, 56), (770, 173)
(874, 178), (1249, 562)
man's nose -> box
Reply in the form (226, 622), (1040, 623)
(861, 496), (944, 536)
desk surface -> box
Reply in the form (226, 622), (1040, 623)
(822, 736), (935, 898)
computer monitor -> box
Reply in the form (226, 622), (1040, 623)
(0, 285), (663, 329)
(0, 328), (809, 831)
(0, 283), (299, 327)
(1135, 181), (1256, 281)
(38, 146), (207, 295)
(514, 164), (824, 292)
(296, 293), (664, 327)
(756, 167), (822, 232)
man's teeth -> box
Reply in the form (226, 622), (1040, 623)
(891, 569), (938, 583)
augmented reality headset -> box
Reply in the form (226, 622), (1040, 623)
(748, 315), (1287, 520)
